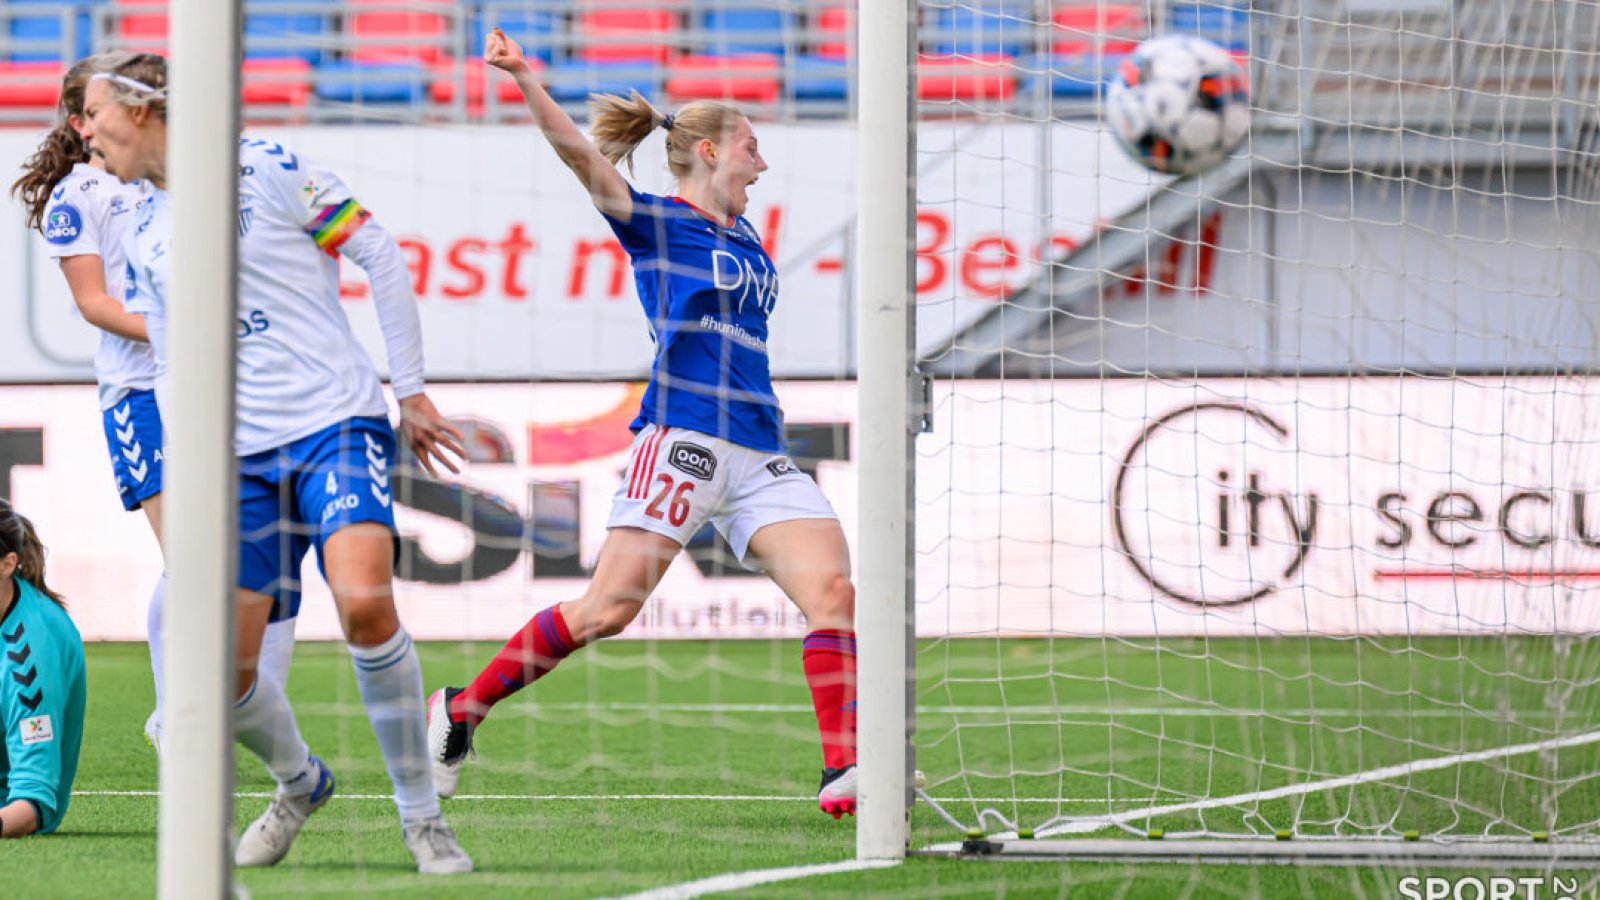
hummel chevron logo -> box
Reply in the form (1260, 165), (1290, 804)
(1, 622), (22, 644)
(121, 441), (143, 463)
(11, 665), (36, 688)
(128, 460), (149, 483)
(116, 423), (136, 444)
(245, 139), (301, 171)
(368, 465), (390, 490)
(19, 689), (41, 712)
(113, 404), (131, 425)
(263, 143), (299, 170)
(371, 484), (392, 508)
(7, 644), (31, 665)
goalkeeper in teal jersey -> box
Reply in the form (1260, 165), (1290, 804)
(0, 499), (86, 838)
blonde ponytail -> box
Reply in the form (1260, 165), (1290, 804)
(589, 90), (745, 178)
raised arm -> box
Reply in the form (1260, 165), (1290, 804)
(58, 255), (147, 342)
(484, 27), (635, 222)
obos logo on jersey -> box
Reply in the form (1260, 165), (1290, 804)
(44, 204), (82, 244)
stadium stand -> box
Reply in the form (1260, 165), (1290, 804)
(112, 0), (166, 54)
(0, 1), (1241, 122)
(7, 0), (97, 63)
(244, 0), (335, 65)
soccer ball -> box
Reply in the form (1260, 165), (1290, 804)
(1105, 35), (1250, 176)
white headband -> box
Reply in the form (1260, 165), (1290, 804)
(90, 72), (166, 98)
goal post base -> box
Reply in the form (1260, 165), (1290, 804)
(919, 839), (1600, 869)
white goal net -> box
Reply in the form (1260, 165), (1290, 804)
(909, 0), (1600, 863)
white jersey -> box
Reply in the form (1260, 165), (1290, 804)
(127, 138), (399, 457)
(43, 163), (157, 410)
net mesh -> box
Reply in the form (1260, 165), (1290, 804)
(914, 0), (1600, 851)
(39, 0), (1600, 892)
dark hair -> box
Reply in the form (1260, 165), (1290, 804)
(11, 56), (98, 231)
(0, 499), (64, 607)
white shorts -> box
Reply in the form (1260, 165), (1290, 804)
(607, 424), (838, 564)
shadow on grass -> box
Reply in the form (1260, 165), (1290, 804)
(44, 829), (154, 840)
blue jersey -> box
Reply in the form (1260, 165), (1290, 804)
(0, 577), (86, 835)
(603, 186), (784, 453)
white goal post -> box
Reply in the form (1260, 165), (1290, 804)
(855, 0), (919, 863)
(157, 0), (241, 896)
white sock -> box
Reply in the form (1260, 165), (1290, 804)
(259, 616), (298, 692)
(349, 628), (439, 822)
(146, 573), (166, 727)
(234, 676), (317, 795)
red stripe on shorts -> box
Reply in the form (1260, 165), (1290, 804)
(640, 426), (669, 498)
(628, 427), (663, 499)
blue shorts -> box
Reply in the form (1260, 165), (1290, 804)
(238, 416), (399, 624)
(101, 389), (164, 511)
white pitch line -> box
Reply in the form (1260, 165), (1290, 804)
(609, 859), (902, 900)
(75, 789), (1128, 804)
(925, 727), (1600, 850)
(287, 701), (1550, 719)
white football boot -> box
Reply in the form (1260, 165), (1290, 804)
(402, 815), (474, 874)
(426, 687), (473, 799)
(236, 756), (335, 867)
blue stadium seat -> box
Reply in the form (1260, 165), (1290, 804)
(703, 7), (793, 56)
(1019, 52), (1120, 98)
(314, 62), (427, 105)
(788, 56), (848, 102)
(933, 3), (1037, 57)
(7, 0), (96, 63)
(473, 5), (561, 65)
(1169, 4), (1251, 50)
(545, 60), (656, 103)
(245, 0), (334, 65)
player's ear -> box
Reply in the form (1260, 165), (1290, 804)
(697, 138), (717, 168)
(129, 104), (151, 126)
(0, 551), (16, 580)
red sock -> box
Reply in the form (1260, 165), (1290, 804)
(802, 629), (857, 770)
(452, 604), (579, 728)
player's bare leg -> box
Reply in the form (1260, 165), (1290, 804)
(140, 494), (164, 550)
(322, 522), (470, 874)
(428, 527), (679, 796)
(746, 519), (862, 818)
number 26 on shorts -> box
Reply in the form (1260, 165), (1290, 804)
(644, 474), (695, 527)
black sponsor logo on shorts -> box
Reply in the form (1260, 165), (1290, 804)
(766, 457), (800, 478)
(668, 441), (717, 481)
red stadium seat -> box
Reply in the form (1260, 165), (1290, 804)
(241, 58), (312, 107)
(917, 54), (1017, 102)
(578, 7), (677, 63)
(814, 5), (850, 60)
(115, 0), (169, 54)
(430, 58), (545, 115)
(0, 61), (65, 109)
(350, 0), (449, 65)
(1052, 4), (1143, 55)
(665, 54), (779, 104)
